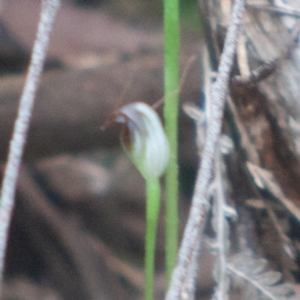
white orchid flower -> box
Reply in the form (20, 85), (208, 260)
(114, 102), (170, 179)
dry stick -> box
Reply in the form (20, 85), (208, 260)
(247, 4), (300, 18)
(214, 143), (228, 300)
(178, 50), (211, 300)
(0, 0), (60, 285)
(226, 95), (260, 164)
(152, 55), (197, 111)
(165, 0), (245, 299)
(232, 60), (277, 86)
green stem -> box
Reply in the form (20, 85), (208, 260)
(163, 0), (180, 283)
(145, 177), (161, 300)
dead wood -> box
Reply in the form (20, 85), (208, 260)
(199, 0), (300, 291)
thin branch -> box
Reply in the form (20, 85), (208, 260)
(0, 0), (60, 286)
(247, 4), (300, 19)
(214, 140), (230, 300)
(264, 201), (295, 259)
(152, 55), (197, 110)
(165, 0), (245, 298)
(180, 104), (205, 300)
(226, 95), (260, 164)
(228, 263), (279, 300)
(227, 262), (294, 300)
(232, 60), (277, 86)
(247, 162), (300, 222)
(178, 47), (213, 300)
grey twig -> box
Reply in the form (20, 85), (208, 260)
(0, 0), (60, 287)
(247, 4), (300, 19)
(165, 0), (245, 299)
(213, 143), (228, 300)
(232, 60), (277, 86)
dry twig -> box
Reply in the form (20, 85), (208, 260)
(0, 0), (60, 287)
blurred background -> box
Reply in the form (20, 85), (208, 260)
(1, 0), (300, 299)
(0, 0), (204, 299)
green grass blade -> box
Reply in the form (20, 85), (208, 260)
(163, 0), (180, 283)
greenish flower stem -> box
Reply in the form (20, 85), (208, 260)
(163, 0), (180, 283)
(145, 177), (161, 300)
